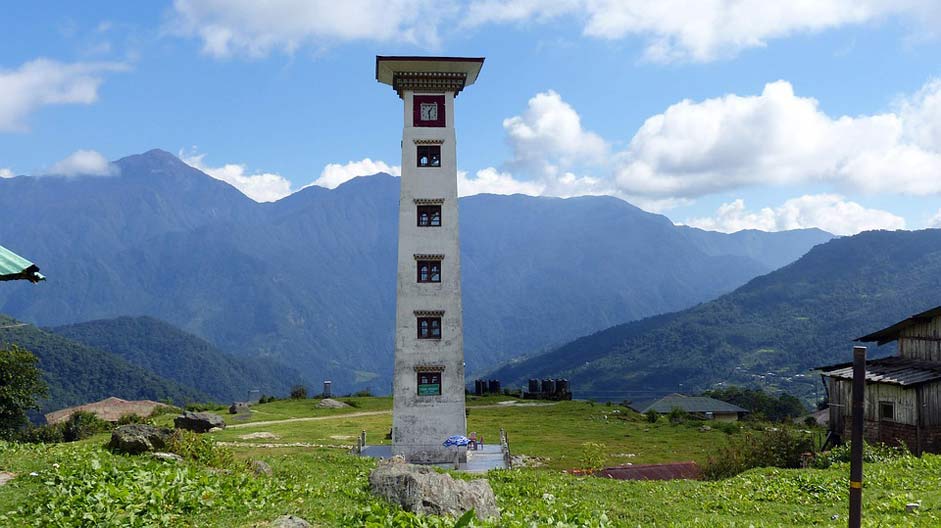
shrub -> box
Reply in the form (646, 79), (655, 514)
(185, 402), (223, 412)
(0, 345), (48, 440)
(290, 385), (308, 400)
(579, 442), (607, 472)
(16, 422), (65, 444)
(811, 441), (910, 469)
(645, 410), (659, 423)
(667, 406), (687, 425)
(352, 389), (373, 397)
(116, 413), (147, 426)
(63, 411), (110, 442)
(166, 429), (236, 469)
(703, 427), (814, 480)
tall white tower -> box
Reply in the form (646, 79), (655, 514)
(376, 56), (485, 463)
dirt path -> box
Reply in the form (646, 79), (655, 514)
(227, 401), (558, 429)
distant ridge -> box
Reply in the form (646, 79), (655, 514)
(0, 149), (832, 393)
(488, 229), (941, 401)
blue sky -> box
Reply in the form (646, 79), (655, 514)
(2, 1), (941, 235)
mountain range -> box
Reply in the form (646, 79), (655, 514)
(0, 149), (832, 392)
(489, 229), (941, 402)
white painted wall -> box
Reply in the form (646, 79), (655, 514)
(392, 90), (467, 463)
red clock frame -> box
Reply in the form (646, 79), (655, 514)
(413, 95), (446, 127)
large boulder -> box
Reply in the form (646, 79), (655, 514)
(174, 412), (226, 433)
(315, 398), (350, 409)
(270, 515), (310, 528)
(229, 402), (250, 414)
(109, 424), (172, 454)
(368, 457), (500, 521)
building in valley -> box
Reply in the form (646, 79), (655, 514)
(376, 56), (484, 463)
(819, 306), (941, 455)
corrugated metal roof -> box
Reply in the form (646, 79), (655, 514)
(857, 306), (941, 345)
(0, 245), (44, 283)
(819, 356), (941, 387)
(633, 393), (748, 414)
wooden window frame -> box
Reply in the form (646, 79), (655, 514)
(879, 401), (895, 422)
(417, 205), (441, 227)
(417, 371), (442, 396)
(416, 145), (441, 168)
(416, 260), (441, 283)
(417, 317), (441, 340)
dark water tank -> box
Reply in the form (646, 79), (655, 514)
(556, 378), (569, 394)
(528, 379), (540, 393)
(541, 379), (552, 393)
(474, 379), (483, 395)
(489, 380), (501, 394)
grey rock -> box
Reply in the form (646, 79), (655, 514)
(0, 472), (15, 486)
(229, 401), (250, 414)
(369, 456), (500, 520)
(251, 460), (273, 476)
(109, 424), (172, 454)
(315, 398), (350, 409)
(174, 411), (226, 433)
(152, 452), (183, 462)
(271, 515), (310, 528)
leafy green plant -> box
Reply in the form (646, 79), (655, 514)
(703, 427), (814, 480)
(667, 406), (687, 425)
(165, 430), (236, 468)
(0, 344), (48, 439)
(16, 422), (66, 444)
(579, 442), (607, 472)
(812, 441), (911, 469)
(116, 413), (148, 425)
(645, 409), (659, 423)
(63, 411), (111, 441)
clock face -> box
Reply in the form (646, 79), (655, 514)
(420, 103), (438, 122)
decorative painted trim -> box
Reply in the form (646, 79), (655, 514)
(414, 310), (445, 317)
(394, 72), (467, 97)
(413, 198), (445, 205)
(413, 364), (446, 372)
(413, 138), (445, 145)
(413, 254), (445, 261)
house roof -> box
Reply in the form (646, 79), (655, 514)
(857, 306), (941, 345)
(0, 245), (44, 283)
(630, 393), (748, 414)
(44, 397), (167, 424)
(816, 356), (941, 387)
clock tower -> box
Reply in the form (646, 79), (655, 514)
(376, 56), (485, 463)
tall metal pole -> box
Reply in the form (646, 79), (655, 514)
(848, 345), (866, 528)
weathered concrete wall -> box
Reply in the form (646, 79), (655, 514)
(392, 90), (467, 463)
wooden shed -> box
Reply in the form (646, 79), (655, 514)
(818, 306), (941, 455)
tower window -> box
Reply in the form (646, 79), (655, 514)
(417, 205), (441, 227)
(417, 145), (441, 167)
(417, 317), (441, 339)
(417, 371), (442, 396)
(417, 261), (441, 283)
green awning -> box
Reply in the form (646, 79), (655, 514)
(0, 245), (45, 283)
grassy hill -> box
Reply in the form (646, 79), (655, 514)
(0, 314), (207, 413)
(50, 316), (308, 403)
(489, 229), (941, 401)
(1, 397), (938, 526)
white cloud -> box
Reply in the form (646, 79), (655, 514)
(614, 79), (941, 199)
(170, 0), (448, 58)
(180, 151), (293, 202)
(928, 209), (941, 228)
(458, 167), (544, 197)
(685, 195), (906, 235)
(0, 58), (126, 132)
(464, 1), (938, 62)
(0, 168), (12, 179)
(47, 150), (116, 177)
(309, 158), (400, 190)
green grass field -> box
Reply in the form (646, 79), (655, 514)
(1, 396), (938, 527)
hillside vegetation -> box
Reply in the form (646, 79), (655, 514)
(491, 229), (941, 400)
(0, 149), (831, 392)
(50, 316), (307, 403)
(0, 314), (206, 412)
(1, 397), (937, 526)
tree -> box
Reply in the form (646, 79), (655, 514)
(0, 344), (48, 439)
